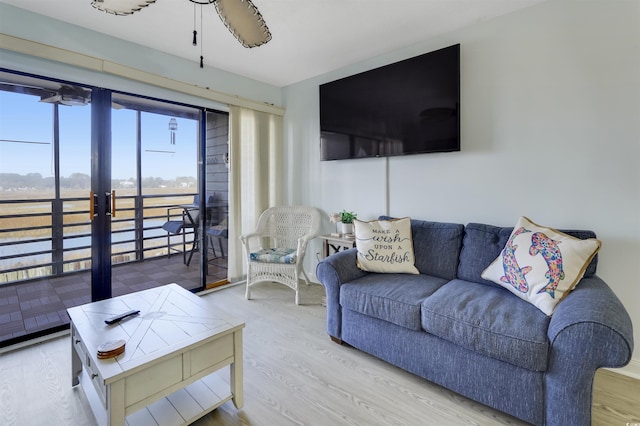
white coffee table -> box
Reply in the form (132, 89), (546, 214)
(67, 283), (244, 426)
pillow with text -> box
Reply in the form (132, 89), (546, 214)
(354, 217), (419, 274)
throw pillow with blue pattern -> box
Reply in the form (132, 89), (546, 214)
(250, 248), (297, 264)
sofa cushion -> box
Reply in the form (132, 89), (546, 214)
(379, 216), (464, 279)
(341, 273), (448, 331)
(354, 217), (419, 274)
(458, 222), (599, 288)
(481, 217), (601, 316)
(421, 279), (550, 371)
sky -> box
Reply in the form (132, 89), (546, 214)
(0, 91), (198, 181)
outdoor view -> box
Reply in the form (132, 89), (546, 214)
(0, 88), (199, 284)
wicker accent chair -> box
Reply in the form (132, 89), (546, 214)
(240, 206), (321, 305)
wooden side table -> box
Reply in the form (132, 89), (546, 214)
(318, 234), (356, 307)
(319, 234), (356, 259)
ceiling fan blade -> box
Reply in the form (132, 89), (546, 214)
(214, 0), (272, 48)
(91, 0), (157, 16)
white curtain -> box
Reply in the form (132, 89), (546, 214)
(227, 105), (284, 281)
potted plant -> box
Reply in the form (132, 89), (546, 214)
(330, 210), (357, 235)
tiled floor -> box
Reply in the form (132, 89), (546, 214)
(0, 254), (227, 348)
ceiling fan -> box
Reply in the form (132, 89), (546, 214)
(90, 0), (272, 51)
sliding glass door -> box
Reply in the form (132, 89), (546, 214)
(0, 69), (228, 345)
(111, 92), (204, 292)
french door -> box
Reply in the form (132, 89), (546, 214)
(0, 69), (236, 348)
(90, 89), (113, 300)
(0, 70), (211, 299)
(89, 89), (210, 300)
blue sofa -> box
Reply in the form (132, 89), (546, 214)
(316, 218), (633, 426)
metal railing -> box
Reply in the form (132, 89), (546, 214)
(0, 192), (197, 284)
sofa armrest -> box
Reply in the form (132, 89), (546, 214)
(548, 276), (633, 353)
(545, 275), (633, 426)
(316, 248), (367, 339)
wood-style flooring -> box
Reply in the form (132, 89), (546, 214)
(0, 254), (226, 347)
(0, 281), (638, 426)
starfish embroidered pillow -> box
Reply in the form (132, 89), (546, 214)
(354, 217), (419, 274)
(481, 216), (601, 315)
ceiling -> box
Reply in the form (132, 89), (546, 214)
(1, 0), (548, 87)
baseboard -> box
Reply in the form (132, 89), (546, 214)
(605, 358), (640, 381)
(307, 271), (320, 285)
(0, 329), (69, 354)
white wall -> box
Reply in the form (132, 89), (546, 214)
(284, 0), (640, 371)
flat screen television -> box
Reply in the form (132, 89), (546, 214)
(320, 44), (460, 161)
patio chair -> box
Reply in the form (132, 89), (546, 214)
(162, 203), (200, 266)
(206, 216), (228, 268)
(207, 216), (228, 257)
(240, 206), (321, 305)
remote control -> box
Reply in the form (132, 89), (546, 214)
(105, 310), (140, 325)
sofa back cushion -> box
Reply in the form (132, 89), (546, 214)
(379, 217), (464, 280)
(458, 222), (598, 287)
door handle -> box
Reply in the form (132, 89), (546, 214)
(105, 191), (115, 217)
(89, 191), (97, 220)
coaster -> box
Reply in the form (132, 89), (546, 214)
(97, 339), (126, 359)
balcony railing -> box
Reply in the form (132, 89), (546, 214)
(0, 192), (197, 284)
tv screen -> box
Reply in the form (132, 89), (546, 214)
(320, 44), (460, 161)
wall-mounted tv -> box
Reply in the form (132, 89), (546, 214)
(320, 44), (460, 161)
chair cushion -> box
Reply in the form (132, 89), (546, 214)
(341, 273), (449, 331)
(250, 248), (297, 264)
(421, 279), (550, 372)
(207, 226), (228, 238)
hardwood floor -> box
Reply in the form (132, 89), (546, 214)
(593, 368), (640, 426)
(0, 281), (637, 426)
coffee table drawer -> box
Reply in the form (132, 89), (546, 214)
(72, 328), (107, 406)
(125, 356), (183, 407)
(190, 333), (234, 376)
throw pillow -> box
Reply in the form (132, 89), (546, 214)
(354, 217), (419, 274)
(481, 216), (601, 315)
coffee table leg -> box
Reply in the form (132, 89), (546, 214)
(231, 329), (244, 409)
(70, 324), (82, 387)
(108, 380), (126, 426)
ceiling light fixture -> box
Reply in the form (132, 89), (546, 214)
(91, 0), (271, 67)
